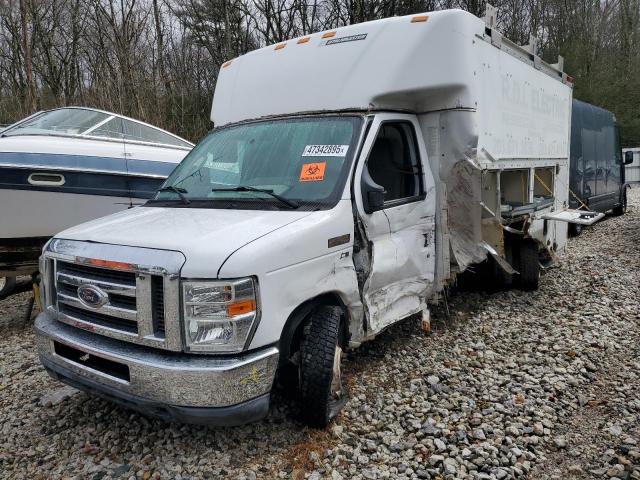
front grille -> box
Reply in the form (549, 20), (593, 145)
(53, 259), (168, 346)
(58, 262), (136, 285)
(60, 303), (138, 333)
(151, 276), (165, 337)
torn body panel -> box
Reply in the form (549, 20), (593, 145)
(361, 209), (436, 334)
(425, 110), (488, 275)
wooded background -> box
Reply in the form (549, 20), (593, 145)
(1, 0), (639, 145)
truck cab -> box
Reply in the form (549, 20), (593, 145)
(35, 9), (580, 427)
(36, 111), (438, 427)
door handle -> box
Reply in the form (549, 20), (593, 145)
(28, 172), (66, 186)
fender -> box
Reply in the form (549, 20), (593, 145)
(278, 293), (350, 367)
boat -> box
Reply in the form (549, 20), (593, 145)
(0, 107), (193, 296)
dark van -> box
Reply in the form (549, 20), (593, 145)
(569, 100), (629, 234)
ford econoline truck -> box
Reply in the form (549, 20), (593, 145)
(35, 8), (596, 427)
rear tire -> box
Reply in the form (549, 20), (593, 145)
(0, 276), (16, 299)
(568, 222), (583, 237)
(612, 189), (627, 216)
(515, 241), (540, 291)
(299, 306), (346, 428)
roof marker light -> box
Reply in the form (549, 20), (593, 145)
(222, 60), (233, 68)
(274, 43), (286, 50)
(321, 31), (336, 38)
(411, 15), (429, 23)
(297, 36), (311, 44)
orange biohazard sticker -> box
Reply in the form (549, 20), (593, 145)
(299, 162), (326, 182)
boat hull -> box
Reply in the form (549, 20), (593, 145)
(0, 188), (134, 239)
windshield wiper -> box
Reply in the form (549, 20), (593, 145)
(211, 186), (299, 209)
(158, 186), (190, 205)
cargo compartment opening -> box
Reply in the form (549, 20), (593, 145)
(500, 169), (531, 218)
(481, 171), (499, 218)
(533, 167), (554, 209)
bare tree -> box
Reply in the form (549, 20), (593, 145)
(0, 0), (638, 144)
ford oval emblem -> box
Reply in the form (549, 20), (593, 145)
(77, 285), (108, 308)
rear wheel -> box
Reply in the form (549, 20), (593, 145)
(612, 188), (627, 216)
(515, 240), (540, 291)
(0, 276), (16, 299)
(568, 222), (583, 237)
(299, 306), (346, 428)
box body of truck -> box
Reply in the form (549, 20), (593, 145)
(35, 9), (579, 427)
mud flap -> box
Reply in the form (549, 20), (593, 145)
(480, 241), (518, 275)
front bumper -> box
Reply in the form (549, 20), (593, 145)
(35, 312), (279, 425)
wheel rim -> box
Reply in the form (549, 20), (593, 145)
(331, 345), (343, 399)
(0, 277), (5, 290)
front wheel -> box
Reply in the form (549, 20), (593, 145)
(299, 306), (346, 428)
(0, 276), (16, 299)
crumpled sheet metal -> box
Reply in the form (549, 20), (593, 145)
(438, 111), (488, 272)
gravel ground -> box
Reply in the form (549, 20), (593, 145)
(1, 186), (638, 480)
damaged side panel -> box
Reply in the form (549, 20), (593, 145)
(435, 110), (488, 272)
(361, 214), (436, 333)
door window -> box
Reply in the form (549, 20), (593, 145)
(366, 122), (424, 205)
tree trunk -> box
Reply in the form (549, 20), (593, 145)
(19, 0), (37, 112)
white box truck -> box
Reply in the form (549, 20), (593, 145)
(35, 8), (595, 427)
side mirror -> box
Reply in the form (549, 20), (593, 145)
(624, 151), (634, 165)
(361, 165), (385, 213)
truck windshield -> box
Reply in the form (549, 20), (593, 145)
(150, 116), (363, 210)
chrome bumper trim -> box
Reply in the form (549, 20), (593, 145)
(35, 312), (279, 408)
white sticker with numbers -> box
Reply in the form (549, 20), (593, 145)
(302, 145), (349, 157)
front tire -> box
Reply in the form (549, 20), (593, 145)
(299, 306), (346, 428)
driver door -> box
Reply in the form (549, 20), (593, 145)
(353, 114), (436, 334)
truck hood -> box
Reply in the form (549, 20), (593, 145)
(58, 206), (314, 275)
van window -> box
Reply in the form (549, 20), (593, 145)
(367, 122), (423, 204)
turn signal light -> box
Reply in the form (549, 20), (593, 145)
(227, 300), (257, 316)
(297, 36), (311, 44)
(411, 15), (429, 23)
(321, 31), (336, 38)
(274, 43), (286, 50)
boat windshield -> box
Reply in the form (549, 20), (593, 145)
(150, 115), (363, 211)
(2, 108), (192, 148)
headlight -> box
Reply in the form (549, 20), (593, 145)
(182, 278), (258, 353)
